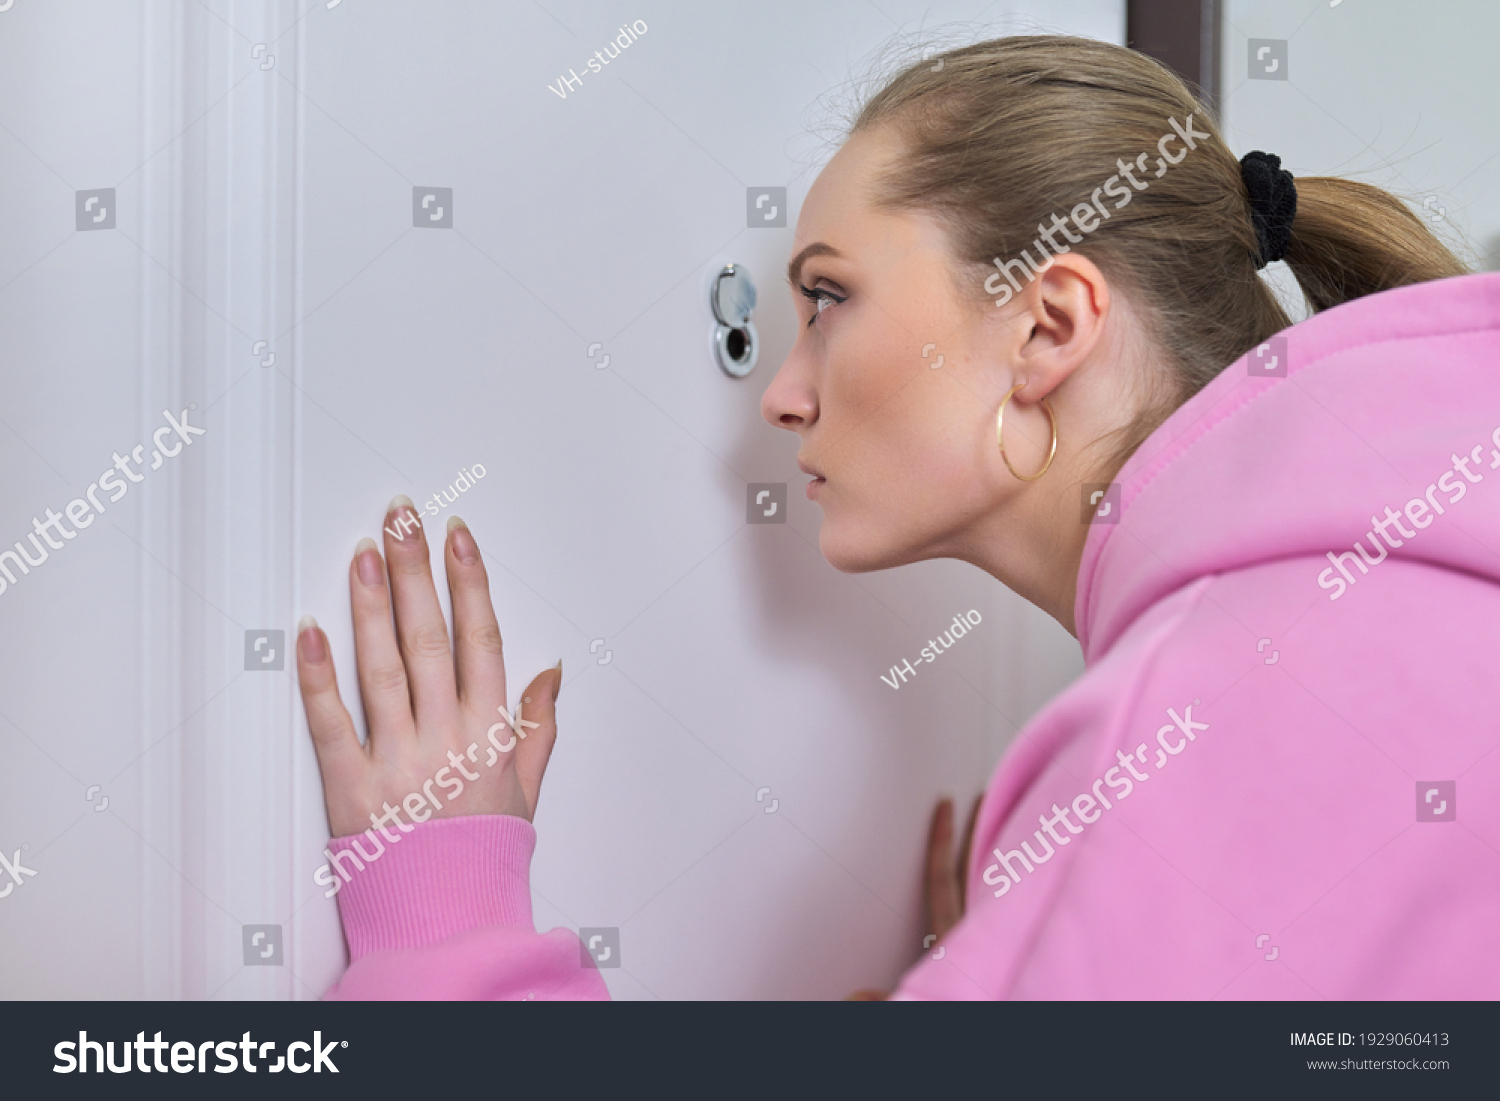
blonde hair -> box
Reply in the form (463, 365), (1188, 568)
(853, 35), (1470, 478)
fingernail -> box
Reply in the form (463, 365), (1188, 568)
(448, 515), (478, 564)
(388, 494), (414, 512)
(553, 658), (563, 701)
(355, 537), (382, 587)
(297, 615), (326, 662)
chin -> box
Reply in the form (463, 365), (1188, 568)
(818, 522), (911, 574)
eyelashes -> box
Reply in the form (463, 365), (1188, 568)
(798, 283), (847, 326)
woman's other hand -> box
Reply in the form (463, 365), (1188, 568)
(924, 793), (982, 947)
(295, 498), (562, 838)
(845, 793), (981, 1000)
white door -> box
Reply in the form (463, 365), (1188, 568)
(0, 0), (1118, 1000)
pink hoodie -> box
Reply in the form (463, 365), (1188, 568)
(325, 272), (1500, 1001)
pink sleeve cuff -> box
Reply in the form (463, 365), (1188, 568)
(328, 814), (537, 961)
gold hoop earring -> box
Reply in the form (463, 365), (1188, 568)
(996, 382), (1058, 482)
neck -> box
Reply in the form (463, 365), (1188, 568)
(950, 474), (1094, 639)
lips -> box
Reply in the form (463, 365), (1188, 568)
(799, 460), (826, 501)
(797, 459), (825, 499)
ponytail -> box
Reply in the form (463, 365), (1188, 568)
(1283, 176), (1469, 313)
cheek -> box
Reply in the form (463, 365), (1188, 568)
(822, 321), (917, 431)
(818, 306), (984, 502)
(839, 383), (982, 507)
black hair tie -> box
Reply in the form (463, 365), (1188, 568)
(1239, 150), (1297, 269)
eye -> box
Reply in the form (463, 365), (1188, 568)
(799, 283), (847, 327)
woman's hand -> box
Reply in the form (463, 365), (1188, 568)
(845, 794), (982, 1000)
(923, 794), (982, 947)
(295, 497), (562, 839)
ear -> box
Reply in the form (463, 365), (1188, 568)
(1008, 252), (1111, 402)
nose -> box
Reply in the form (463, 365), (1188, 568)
(760, 354), (817, 432)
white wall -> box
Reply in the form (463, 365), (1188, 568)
(0, 0), (1119, 1000)
(1220, 0), (1500, 318)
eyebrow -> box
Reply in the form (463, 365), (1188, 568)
(786, 242), (842, 288)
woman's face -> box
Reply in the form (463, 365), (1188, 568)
(761, 124), (1054, 574)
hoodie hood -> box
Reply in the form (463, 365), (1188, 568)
(1076, 271), (1500, 665)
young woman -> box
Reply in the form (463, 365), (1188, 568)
(295, 36), (1500, 999)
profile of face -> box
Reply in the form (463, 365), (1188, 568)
(760, 123), (1094, 580)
